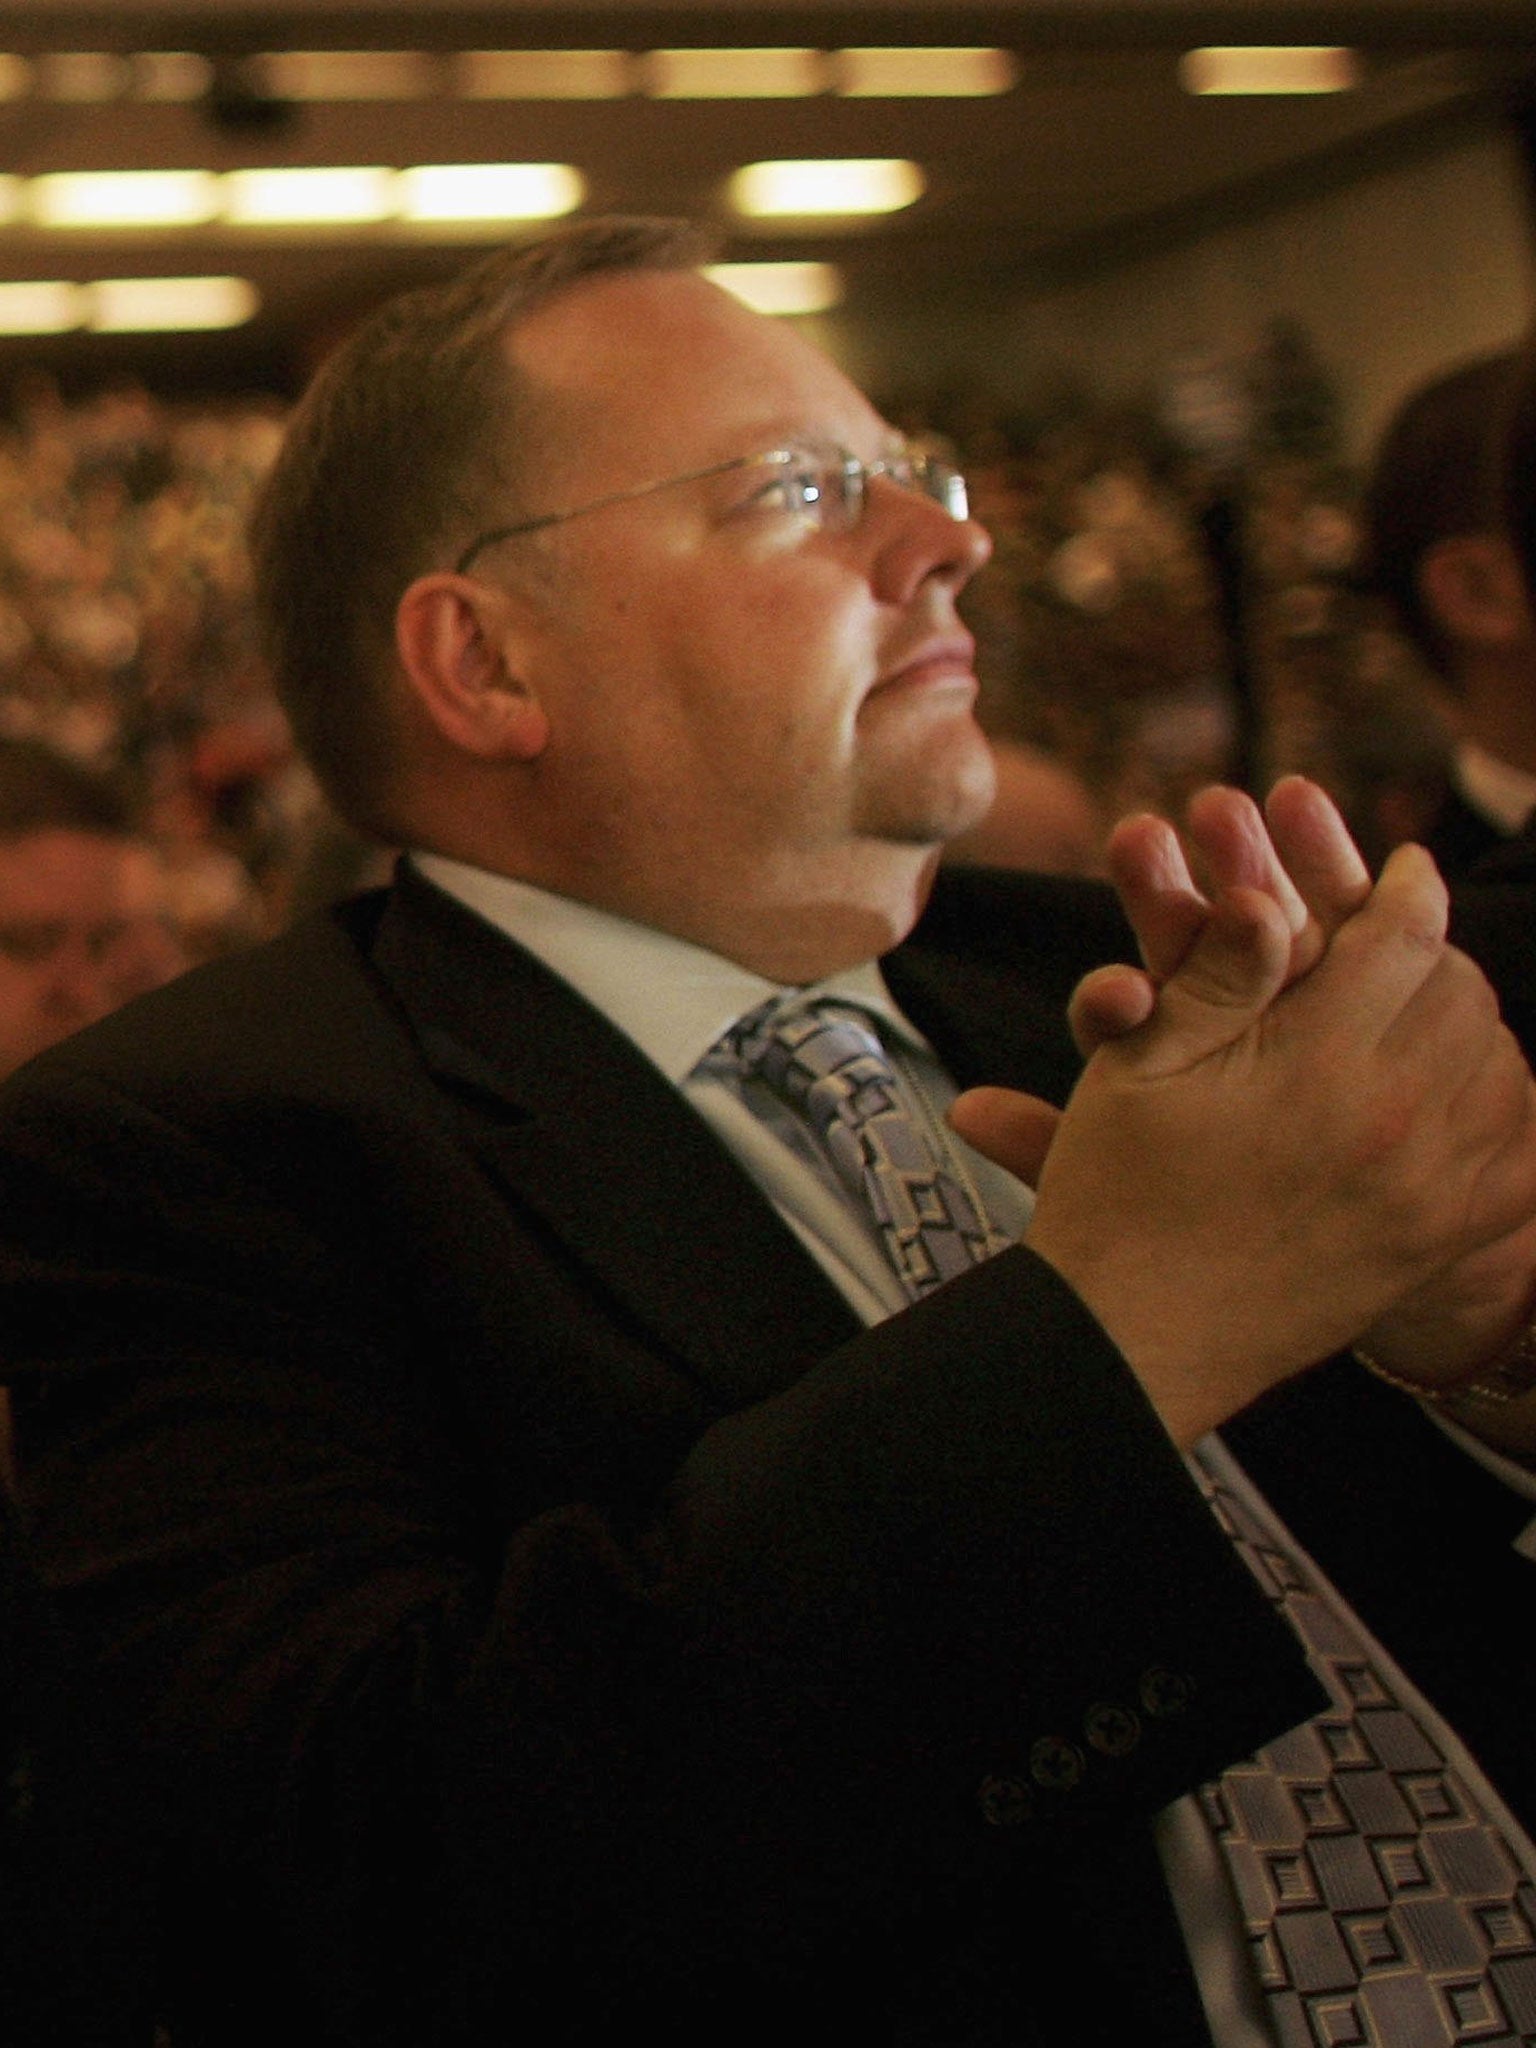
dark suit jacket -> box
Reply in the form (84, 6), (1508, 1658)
(1421, 780), (1515, 882)
(0, 864), (1330, 2046)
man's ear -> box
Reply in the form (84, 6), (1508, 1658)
(1418, 532), (1535, 652)
(394, 573), (551, 761)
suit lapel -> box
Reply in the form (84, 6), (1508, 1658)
(367, 869), (859, 1410)
(364, 863), (1122, 1408)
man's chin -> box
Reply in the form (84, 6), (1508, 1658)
(882, 741), (999, 849)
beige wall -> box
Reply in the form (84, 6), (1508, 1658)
(818, 121), (1536, 461)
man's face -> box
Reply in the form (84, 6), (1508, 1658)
(486, 270), (996, 954)
(0, 829), (181, 1078)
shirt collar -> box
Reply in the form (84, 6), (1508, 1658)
(1453, 742), (1536, 836)
(410, 852), (931, 1084)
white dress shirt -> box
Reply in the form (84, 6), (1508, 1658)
(1453, 742), (1536, 838)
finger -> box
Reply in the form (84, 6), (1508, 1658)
(1068, 963), (1158, 1057)
(1290, 841), (1449, 1044)
(1110, 884), (1294, 1078)
(1264, 776), (1372, 941)
(1104, 812), (1208, 980)
(1184, 785), (1310, 942)
(948, 1086), (1061, 1189)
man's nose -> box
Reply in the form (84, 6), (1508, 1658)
(866, 478), (993, 604)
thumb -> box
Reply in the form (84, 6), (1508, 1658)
(1069, 962), (1158, 1058)
(1120, 884), (1294, 1077)
(949, 1086), (1061, 1190)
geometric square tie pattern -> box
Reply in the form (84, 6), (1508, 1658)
(705, 998), (1010, 1301)
(1186, 1440), (1536, 2047)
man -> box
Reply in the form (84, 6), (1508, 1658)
(0, 736), (183, 1079)
(1362, 351), (1536, 874)
(4, 221), (1536, 2047)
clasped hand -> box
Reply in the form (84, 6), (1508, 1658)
(951, 779), (1536, 1447)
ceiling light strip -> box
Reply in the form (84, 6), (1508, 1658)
(397, 164), (585, 222)
(28, 171), (221, 229)
(1179, 47), (1360, 95)
(643, 48), (825, 99)
(2, 166), (587, 230)
(706, 262), (843, 316)
(250, 51), (440, 102)
(0, 45), (1020, 106)
(834, 48), (1016, 98)
(0, 275), (259, 335)
(728, 159), (926, 218)
(458, 50), (628, 100)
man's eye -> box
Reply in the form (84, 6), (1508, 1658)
(744, 465), (824, 518)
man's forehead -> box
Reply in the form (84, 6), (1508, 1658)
(506, 265), (883, 460)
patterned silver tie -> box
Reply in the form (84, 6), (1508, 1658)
(709, 998), (1009, 1300)
(1188, 1440), (1536, 2047)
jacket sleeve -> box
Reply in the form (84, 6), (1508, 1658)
(0, 1063), (1318, 2042)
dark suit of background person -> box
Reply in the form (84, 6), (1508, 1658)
(3, 224), (1534, 2048)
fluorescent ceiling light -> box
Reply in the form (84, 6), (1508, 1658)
(36, 52), (129, 102)
(645, 49), (824, 99)
(0, 282), (87, 335)
(729, 159), (925, 218)
(89, 275), (259, 333)
(10, 164), (586, 232)
(222, 167), (395, 226)
(706, 262), (843, 316)
(0, 274), (258, 336)
(253, 51), (437, 102)
(835, 48), (1017, 98)
(1180, 47), (1360, 95)
(398, 163), (584, 222)
(458, 50), (629, 100)
(28, 171), (220, 229)
(132, 52), (213, 103)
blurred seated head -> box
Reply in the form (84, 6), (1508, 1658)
(1504, 347), (1536, 606)
(0, 738), (185, 1078)
(1362, 352), (1533, 697)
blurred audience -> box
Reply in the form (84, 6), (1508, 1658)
(955, 418), (1234, 867)
(0, 375), (335, 950)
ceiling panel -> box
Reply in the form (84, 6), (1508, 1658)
(0, 3), (1524, 388)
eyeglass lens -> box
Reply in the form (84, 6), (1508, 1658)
(785, 447), (967, 528)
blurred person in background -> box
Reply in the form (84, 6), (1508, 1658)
(0, 736), (185, 1079)
(1361, 349), (1536, 874)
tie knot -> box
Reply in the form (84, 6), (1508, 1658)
(706, 996), (1007, 1300)
(716, 998), (898, 1119)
